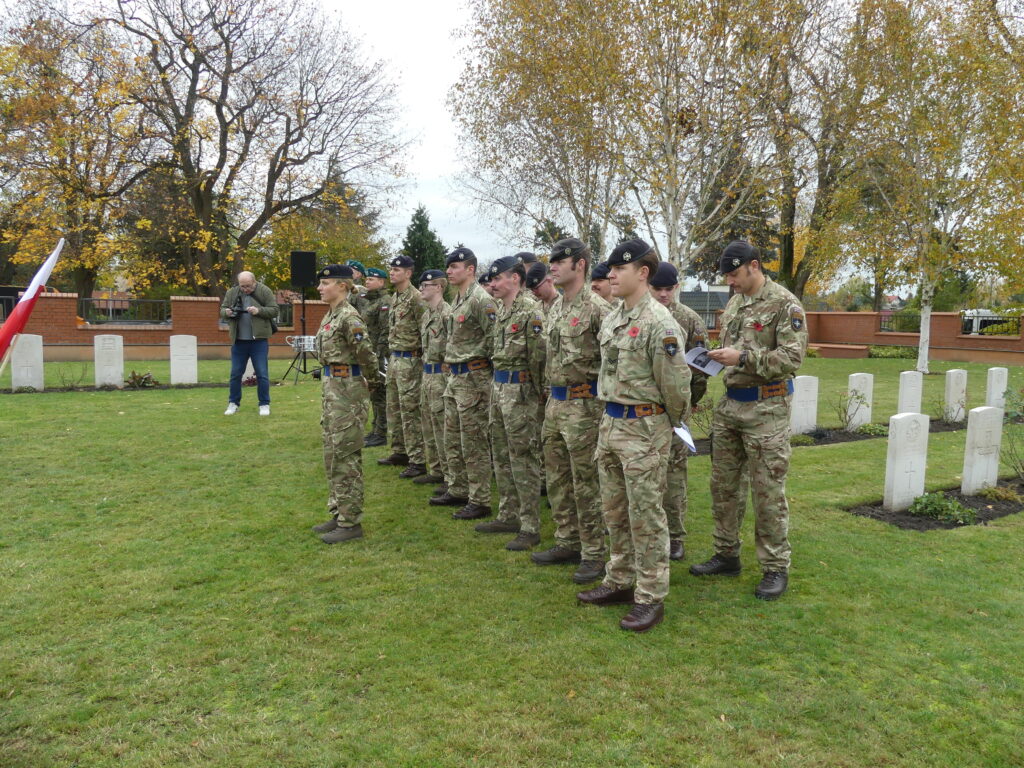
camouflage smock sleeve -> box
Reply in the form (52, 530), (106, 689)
(527, 305), (546, 394)
(742, 300), (808, 381)
(651, 316), (692, 427)
(474, 290), (499, 359)
(346, 312), (380, 386)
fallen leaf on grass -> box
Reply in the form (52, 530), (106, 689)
(567, 690), (576, 699)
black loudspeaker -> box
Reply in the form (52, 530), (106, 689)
(290, 250), (317, 288)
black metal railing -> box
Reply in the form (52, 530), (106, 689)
(696, 310), (718, 330)
(879, 313), (921, 333)
(78, 298), (171, 325)
(967, 315), (1022, 336)
(277, 303), (293, 327)
(0, 295), (15, 322)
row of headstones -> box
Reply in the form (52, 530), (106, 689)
(789, 367), (1009, 434)
(9, 334), (221, 390)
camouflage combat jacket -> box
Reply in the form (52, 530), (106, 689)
(315, 302), (380, 386)
(546, 288), (610, 387)
(421, 300), (452, 364)
(387, 284), (425, 352)
(718, 276), (807, 389)
(598, 292), (691, 427)
(667, 299), (709, 404)
(362, 289), (390, 357)
(444, 282), (498, 363)
(490, 290), (545, 397)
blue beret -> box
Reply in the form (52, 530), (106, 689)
(488, 255), (520, 277)
(549, 237), (588, 262)
(446, 247), (476, 265)
(719, 241), (758, 274)
(607, 239), (653, 266)
(388, 254), (415, 269)
(650, 261), (679, 288)
(419, 269), (445, 285)
(525, 262), (548, 289)
(345, 259), (366, 275)
(515, 251), (539, 264)
(591, 261), (611, 280)
(319, 264), (354, 279)
(366, 267), (387, 279)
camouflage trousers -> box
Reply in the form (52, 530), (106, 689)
(665, 436), (689, 540)
(542, 396), (606, 560)
(369, 349), (388, 436)
(443, 369), (492, 506)
(596, 412), (672, 604)
(420, 368), (449, 481)
(489, 380), (541, 533)
(710, 394), (792, 572)
(322, 377), (370, 527)
(386, 355), (424, 463)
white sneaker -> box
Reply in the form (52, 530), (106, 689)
(258, 405), (270, 416)
(224, 403), (239, 415)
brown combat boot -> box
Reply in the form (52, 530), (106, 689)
(620, 602), (664, 633)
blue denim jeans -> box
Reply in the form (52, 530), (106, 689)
(229, 339), (270, 406)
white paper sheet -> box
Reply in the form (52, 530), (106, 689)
(674, 424), (697, 453)
(685, 346), (724, 376)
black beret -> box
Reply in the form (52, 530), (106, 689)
(525, 262), (548, 289)
(478, 272), (491, 285)
(515, 251), (539, 264)
(591, 261), (611, 280)
(446, 247), (476, 265)
(607, 239), (654, 266)
(319, 264), (354, 279)
(719, 240), (759, 274)
(650, 261), (679, 288)
(487, 255), (521, 277)
(388, 254), (415, 269)
(418, 269), (445, 285)
(548, 237), (588, 262)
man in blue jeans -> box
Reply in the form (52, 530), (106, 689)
(220, 271), (278, 416)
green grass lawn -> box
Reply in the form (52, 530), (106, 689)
(2, 360), (1024, 766)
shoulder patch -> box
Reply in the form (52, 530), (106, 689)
(789, 305), (805, 332)
(484, 302), (497, 322)
(351, 321), (366, 342)
(663, 335), (679, 356)
(531, 316), (543, 334)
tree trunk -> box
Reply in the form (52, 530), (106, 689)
(916, 273), (935, 374)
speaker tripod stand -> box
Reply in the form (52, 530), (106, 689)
(282, 289), (318, 384)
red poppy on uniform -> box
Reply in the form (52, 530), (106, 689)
(753, 321), (764, 331)
(570, 317), (580, 327)
(628, 326), (640, 337)
(458, 314), (466, 322)
(510, 323), (520, 332)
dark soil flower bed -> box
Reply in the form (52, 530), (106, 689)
(847, 477), (1024, 531)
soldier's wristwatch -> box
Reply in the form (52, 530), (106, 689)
(738, 350), (748, 368)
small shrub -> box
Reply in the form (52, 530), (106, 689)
(977, 485), (1023, 504)
(57, 362), (89, 387)
(907, 492), (976, 525)
(830, 390), (869, 431)
(980, 321), (1019, 336)
(856, 423), (888, 437)
(868, 345), (917, 359)
(242, 375), (257, 387)
(790, 434), (815, 446)
(125, 370), (160, 389)
(805, 346), (820, 358)
(13, 386), (38, 394)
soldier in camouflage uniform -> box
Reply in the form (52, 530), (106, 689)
(690, 241), (807, 601)
(526, 262), (558, 317)
(532, 238), (611, 584)
(378, 254), (427, 477)
(472, 256), (546, 550)
(577, 240), (690, 634)
(429, 248), (498, 519)
(345, 260), (370, 316)
(650, 261), (709, 562)
(417, 269), (451, 488)
(310, 264), (380, 544)
(589, 261), (614, 303)
(360, 267), (390, 447)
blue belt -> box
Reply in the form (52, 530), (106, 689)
(392, 350), (421, 358)
(423, 363), (444, 374)
(447, 359), (491, 375)
(605, 402), (666, 419)
(550, 381), (598, 400)
(726, 379), (794, 401)
(323, 364), (361, 378)
(493, 369), (530, 384)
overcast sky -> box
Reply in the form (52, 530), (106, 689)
(328, 0), (512, 263)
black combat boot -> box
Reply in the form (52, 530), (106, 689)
(754, 571), (788, 601)
(689, 553), (741, 576)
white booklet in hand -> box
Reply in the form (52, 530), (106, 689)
(685, 346), (724, 376)
(674, 424), (697, 453)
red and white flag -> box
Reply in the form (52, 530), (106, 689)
(0, 238), (65, 360)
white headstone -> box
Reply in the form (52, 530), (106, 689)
(11, 333), (44, 392)
(847, 372), (873, 430)
(897, 370), (922, 415)
(790, 375), (818, 434)
(884, 412), (930, 512)
(169, 335), (198, 385)
(961, 406), (1002, 495)
(986, 367), (1008, 410)
(243, 359), (255, 380)
(944, 369), (968, 423)
(94, 334), (124, 388)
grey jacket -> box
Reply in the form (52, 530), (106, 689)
(220, 282), (279, 342)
